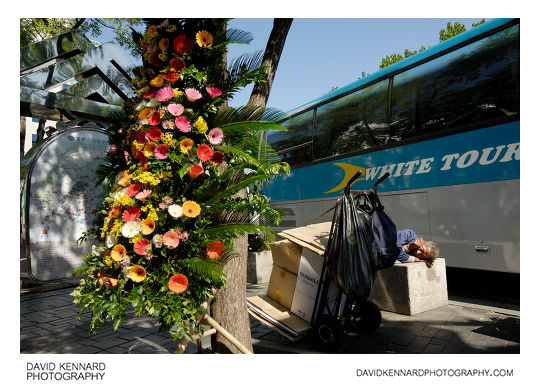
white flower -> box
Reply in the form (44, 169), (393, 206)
(113, 187), (128, 200)
(105, 234), (118, 248)
(168, 204), (184, 218)
(121, 221), (141, 238)
(145, 98), (160, 108)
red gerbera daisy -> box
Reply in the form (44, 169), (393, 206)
(149, 113), (162, 126)
(169, 58), (186, 72)
(137, 150), (148, 165)
(122, 207), (141, 222)
(207, 241), (225, 260)
(210, 151), (224, 165)
(168, 273), (188, 294)
(147, 126), (162, 142)
(173, 35), (193, 56)
(143, 90), (157, 99)
(126, 183), (141, 197)
(197, 144), (213, 162)
(163, 72), (180, 83)
(150, 51), (161, 67)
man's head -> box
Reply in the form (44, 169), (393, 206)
(412, 240), (439, 262)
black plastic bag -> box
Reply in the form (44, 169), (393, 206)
(325, 193), (378, 301)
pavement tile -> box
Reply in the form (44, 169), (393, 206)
(423, 343), (445, 354)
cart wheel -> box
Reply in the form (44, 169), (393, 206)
(314, 315), (345, 350)
(354, 300), (382, 333)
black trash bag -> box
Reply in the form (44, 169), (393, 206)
(325, 193), (379, 301)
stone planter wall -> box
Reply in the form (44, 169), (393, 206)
(246, 250), (273, 284)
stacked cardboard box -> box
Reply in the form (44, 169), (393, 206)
(265, 223), (342, 323)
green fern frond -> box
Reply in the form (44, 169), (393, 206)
(215, 145), (261, 167)
(182, 257), (225, 284)
(207, 174), (267, 205)
(202, 224), (271, 241)
(224, 28), (254, 45)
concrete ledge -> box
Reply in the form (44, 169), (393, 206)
(247, 251), (273, 284)
(369, 258), (448, 315)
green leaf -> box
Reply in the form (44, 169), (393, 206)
(178, 163), (191, 179)
(220, 121), (287, 134)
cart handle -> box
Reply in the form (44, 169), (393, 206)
(371, 172), (390, 191)
(345, 171), (390, 195)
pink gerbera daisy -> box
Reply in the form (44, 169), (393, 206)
(163, 231), (180, 249)
(135, 189), (152, 201)
(185, 88), (202, 102)
(206, 86), (222, 99)
(147, 127), (162, 142)
(175, 116), (191, 133)
(156, 87), (175, 102)
(134, 238), (151, 255)
(167, 103), (184, 116)
(208, 128), (223, 145)
(155, 144), (170, 160)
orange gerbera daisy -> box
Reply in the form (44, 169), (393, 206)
(159, 38), (169, 51)
(108, 206), (121, 219)
(180, 138), (194, 154)
(168, 273), (188, 294)
(140, 218), (155, 235)
(182, 201), (201, 218)
(105, 277), (119, 289)
(138, 107), (152, 119)
(150, 74), (165, 88)
(143, 141), (156, 157)
(129, 265), (147, 283)
(207, 241), (225, 260)
(196, 30), (213, 47)
(188, 164), (204, 179)
(111, 244), (127, 262)
(118, 171), (131, 187)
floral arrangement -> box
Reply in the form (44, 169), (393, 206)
(72, 19), (288, 340)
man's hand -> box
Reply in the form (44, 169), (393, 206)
(406, 238), (426, 253)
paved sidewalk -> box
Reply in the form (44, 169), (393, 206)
(20, 282), (519, 354)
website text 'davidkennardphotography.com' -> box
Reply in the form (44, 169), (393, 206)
(357, 368), (514, 378)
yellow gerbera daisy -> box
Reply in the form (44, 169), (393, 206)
(182, 201), (201, 218)
(111, 244), (127, 262)
(129, 265), (147, 283)
(196, 30), (213, 47)
(140, 218), (155, 235)
(138, 107), (152, 120)
(180, 138), (194, 154)
(150, 74), (164, 88)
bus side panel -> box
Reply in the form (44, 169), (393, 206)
(426, 180), (519, 273)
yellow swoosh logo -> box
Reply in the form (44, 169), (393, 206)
(325, 163), (365, 193)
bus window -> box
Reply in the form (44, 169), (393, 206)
(390, 23), (519, 140)
(268, 110), (313, 152)
(313, 79), (389, 159)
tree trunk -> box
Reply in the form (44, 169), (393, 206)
(210, 210), (252, 354)
(210, 18), (292, 354)
(247, 18), (293, 108)
(20, 116), (26, 159)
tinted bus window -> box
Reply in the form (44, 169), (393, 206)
(390, 24), (519, 140)
(313, 80), (389, 159)
(268, 110), (313, 166)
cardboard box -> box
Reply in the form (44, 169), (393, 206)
(266, 264), (297, 309)
(269, 239), (303, 275)
(290, 248), (342, 323)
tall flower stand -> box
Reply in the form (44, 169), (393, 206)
(174, 293), (253, 354)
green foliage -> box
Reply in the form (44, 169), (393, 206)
(439, 21), (467, 42)
(376, 19), (485, 71)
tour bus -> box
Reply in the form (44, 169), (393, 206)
(263, 18), (519, 274)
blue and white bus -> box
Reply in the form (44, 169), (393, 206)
(263, 18), (519, 273)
